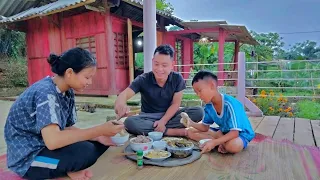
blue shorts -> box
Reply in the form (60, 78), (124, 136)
(210, 127), (249, 149)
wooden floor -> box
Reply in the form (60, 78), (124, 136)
(249, 116), (320, 147)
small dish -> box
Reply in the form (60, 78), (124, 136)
(143, 149), (171, 162)
(152, 141), (167, 150)
(148, 131), (163, 141)
(111, 133), (129, 146)
(199, 139), (212, 146)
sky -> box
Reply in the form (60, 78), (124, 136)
(167, 0), (320, 49)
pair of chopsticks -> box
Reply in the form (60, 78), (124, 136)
(117, 152), (137, 156)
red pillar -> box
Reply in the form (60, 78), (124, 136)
(234, 41), (240, 86)
(218, 28), (227, 86)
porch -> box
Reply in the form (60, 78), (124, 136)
(75, 116), (320, 179)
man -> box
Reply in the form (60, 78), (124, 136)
(114, 44), (204, 136)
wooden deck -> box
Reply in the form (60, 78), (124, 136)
(249, 116), (320, 147)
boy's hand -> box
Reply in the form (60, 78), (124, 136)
(200, 140), (217, 154)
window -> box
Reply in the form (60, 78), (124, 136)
(114, 32), (128, 69)
(76, 36), (96, 58)
(175, 39), (183, 72)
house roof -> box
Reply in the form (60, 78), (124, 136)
(122, 0), (183, 22)
(0, 0), (95, 23)
(0, 0), (43, 18)
(0, 0), (183, 25)
(181, 21), (259, 45)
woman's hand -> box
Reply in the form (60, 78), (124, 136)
(99, 120), (125, 137)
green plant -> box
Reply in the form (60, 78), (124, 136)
(182, 94), (199, 100)
(295, 100), (320, 120)
(2, 57), (28, 87)
(0, 29), (26, 58)
(250, 90), (294, 117)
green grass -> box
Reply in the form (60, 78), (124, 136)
(182, 94), (199, 100)
(295, 100), (320, 120)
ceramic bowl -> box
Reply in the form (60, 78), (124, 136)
(152, 140), (167, 150)
(166, 143), (194, 158)
(129, 137), (153, 151)
(199, 139), (212, 146)
(148, 131), (163, 141)
(143, 150), (171, 162)
(110, 133), (129, 146)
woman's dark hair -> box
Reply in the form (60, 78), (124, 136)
(47, 47), (96, 76)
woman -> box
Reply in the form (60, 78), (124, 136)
(4, 47), (124, 180)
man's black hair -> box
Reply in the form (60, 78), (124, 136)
(153, 44), (174, 59)
(192, 70), (218, 85)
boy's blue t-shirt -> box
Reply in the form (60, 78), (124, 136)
(4, 77), (77, 177)
(202, 94), (255, 142)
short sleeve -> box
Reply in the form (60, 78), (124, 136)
(175, 74), (186, 92)
(35, 92), (62, 133)
(66, 103), (77, 127)
(225, 102), (243, 131)
(66, 90), (77, 127)
(129, 74), (144, 93)
(202, 108), (214, 125)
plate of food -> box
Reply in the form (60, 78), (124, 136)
(166, 138), (194, 158)
(143, 150), (171, 162)
(161, 137), (184, 143)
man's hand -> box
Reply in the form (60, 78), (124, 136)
(114, 103), (130, 118)
(153, 120), (167, 132)
(200, 139), (217, 154)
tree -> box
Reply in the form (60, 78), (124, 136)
(250, 31), (285, 61)
(0, 29), (26, 59)
(156, 0), (174, 15)
(285, 40), (320, 60)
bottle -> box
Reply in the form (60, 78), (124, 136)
(136, 150), (143, 169)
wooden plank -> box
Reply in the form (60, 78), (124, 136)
(310, 120), (320, 147)
(127, 18), (134, 83)
(294, 118), (315, 146)
(273, 117), (294, 141)
(249, 116), (264, 130)
(255, 116), (280, 137)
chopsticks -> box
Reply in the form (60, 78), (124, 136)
(117, 152), (137, 156)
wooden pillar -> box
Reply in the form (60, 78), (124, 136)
(218, 28), (227, 86)
(127, 18), (134, 83)
(234, 41), (240, 86)
(104, 5), (116, 94)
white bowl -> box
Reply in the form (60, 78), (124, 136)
(148, 131), (163, 141)
(143, 150), (171, 162)
(152, 141), (167, 150)
(199, 139), (212, 146)
(130, 137), (153, 151)
(111, 133), (129, 146)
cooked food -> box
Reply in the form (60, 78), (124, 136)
(167, 139), (193, 148)
(180, 112), (190, 127)
(132, 135), (151, 143)
(161, 137), (183, 143)
(145, 150), (170, 159)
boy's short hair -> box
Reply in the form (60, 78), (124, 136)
(192, 70), (218, 85)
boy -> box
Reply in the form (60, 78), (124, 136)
(186, 70), (255, 154)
